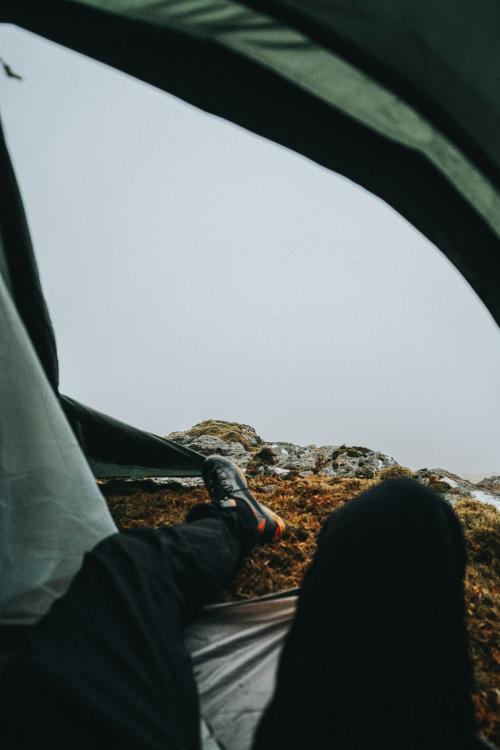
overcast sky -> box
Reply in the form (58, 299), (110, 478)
(1, 24), (499, 477)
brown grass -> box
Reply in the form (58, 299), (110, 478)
(102, 475), (499, 744)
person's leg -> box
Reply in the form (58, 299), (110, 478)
(253, 479), (477, 750)
(0, 506), (256, 750)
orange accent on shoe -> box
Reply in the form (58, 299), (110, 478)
(266, 509), (285, 539)
(273, 518), (285, 539)
(257, 518), (267, 534)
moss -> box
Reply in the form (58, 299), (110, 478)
(376, 465), (414, 481)
(181, 419), (262, 451)
(454, 498), (500, 744)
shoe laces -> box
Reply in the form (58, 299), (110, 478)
(207, 465), (238, 499)
(216, 466), (236, 492)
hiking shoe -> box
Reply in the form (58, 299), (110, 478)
(202, 455), (285, 543)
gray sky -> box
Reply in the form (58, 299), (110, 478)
(1, 24), (499, 477)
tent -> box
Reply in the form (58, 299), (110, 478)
(1, 1), (500, 476)
(1, 2), (499, 748)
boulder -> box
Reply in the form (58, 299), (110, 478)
(476, 476), (500, 493)
(413, 468), (500, 511)
(167, 420), (262, 452)
(329, 444), (397, 479)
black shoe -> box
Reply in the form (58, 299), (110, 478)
(202, 455), (285, 544)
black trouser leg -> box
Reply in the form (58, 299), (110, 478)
(0, 507), (256, 750)
(253, 479), (477, 750)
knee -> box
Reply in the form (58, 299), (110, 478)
(363, 478), (455, 536)
(321, 477), (450, 542)
(369, 477), (444, 513)
(315, 478), (466, 583)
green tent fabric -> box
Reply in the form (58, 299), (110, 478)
(0, 115), (59, 388)
(2, 0), (500, 330)
(61, 396), (206, 477)
(1, 0), (499, 478)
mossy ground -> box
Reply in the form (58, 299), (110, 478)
(102, 475), (499, 744)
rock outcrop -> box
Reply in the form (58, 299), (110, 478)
(165, 421), (398, 478)
(476, 475), (500, 493)
(162, 420), (500, 511)
(412, 468), (500, 510)
(166, 420), (260, 468)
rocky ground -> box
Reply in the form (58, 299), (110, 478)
(101, 420), (500, 744)
(163, 419), (500, 511)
